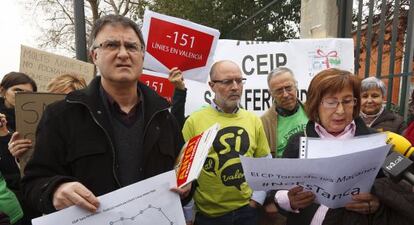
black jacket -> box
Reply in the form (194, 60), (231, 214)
(370, 109), (405, 134)
(22, 77), (184, 214)
(0, 98), (19, 192)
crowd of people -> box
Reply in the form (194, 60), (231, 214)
(0, 14), (413, 225)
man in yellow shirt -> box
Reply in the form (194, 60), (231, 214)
(182, 60), (270, 225)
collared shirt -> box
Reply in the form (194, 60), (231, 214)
(99, 84), (145, 186)
(314, 120), (356, 139)
(275, 101), (300, 117)
(100, 86), (142, 127)
(210, 100), (240, 114)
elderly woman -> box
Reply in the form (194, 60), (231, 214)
(276, 69), (382, 225)
(360, 77), (405, 134)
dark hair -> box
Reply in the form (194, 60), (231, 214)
(89, 15), (145, 51)
(305, 68), (361, 122)
(0, 72), (37, 93)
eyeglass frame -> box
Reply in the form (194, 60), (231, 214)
(210, 78), (247, 86)
(320, 97), (357, 109)
(271, 84), (296, 96)
(92, 39), (145, 53)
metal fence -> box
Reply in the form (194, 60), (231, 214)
(338, 0), (414, 119)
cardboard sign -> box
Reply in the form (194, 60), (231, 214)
(140, 70), (175, 102)
(20, 45), (95, 91)
(15, 92), (66, 173)
(142, 10), (220, 83)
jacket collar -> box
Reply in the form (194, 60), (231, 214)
(370, 109), (396, 126)
(66, 76), (171, 123)
(275, 101), (301, 117)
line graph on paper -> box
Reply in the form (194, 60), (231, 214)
(31, 171), (186, 225)
(108, 204), (175, 225)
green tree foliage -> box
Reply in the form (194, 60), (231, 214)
(149, 0), (300, 41)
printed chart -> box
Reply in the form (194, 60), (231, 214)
(32, 171), (185, 225)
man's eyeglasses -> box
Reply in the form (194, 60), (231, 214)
(321, 97), (357, 109)
(271, 85), (295, 96)
(93, 40), (144, 53)
(211, 78), (246, 86)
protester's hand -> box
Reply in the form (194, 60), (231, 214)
(170, 182), (192, 199)
(8, 132), (32, 158)
(249, 199), (260, 208)
(288, 186), (315, 210)
(0, 113), (9, 136)
(264, 202), (278, 218)
(169, 67), (185, 90)
(53, 182), (100, 212)
(345, 193), (380, 214)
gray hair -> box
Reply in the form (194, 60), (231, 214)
(267, 67), (297, 86)
(361, 77), (386, 96)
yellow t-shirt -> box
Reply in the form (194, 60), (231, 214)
(182, 106), (270, 217)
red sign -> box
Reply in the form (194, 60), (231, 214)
(146, 17), (214, 71)
(176, 134), (202, 187)
(140, 74), (174, 102)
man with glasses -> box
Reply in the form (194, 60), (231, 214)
(260, 67), (308, 225)
(261, 67), (308, 158)
(22, 15), (188, 214)
(182, 60), (270, 225)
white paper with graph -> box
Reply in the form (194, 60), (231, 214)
(32, 170), (185, 225)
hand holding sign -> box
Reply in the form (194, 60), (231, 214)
(15, 92), (66, 174)
(288, 186), (315, 210)
(8, 132), (32, 158)
(169, 67), (185, 90)
(141, 10), (220, 83)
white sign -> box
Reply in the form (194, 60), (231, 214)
(241, 145), (390, 208)
(141, 10), (220, 83)
(32, 171), (185, 225)
(300, 133), (387, 159)
(184, 38), (354, 116)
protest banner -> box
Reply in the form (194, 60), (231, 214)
(241, 135), (390, 208)
(141, 10), (220, 83)
(139, 69), (175, 102)
(20, 45), (94, 91)
(183, 38), (354, 116)
(15, 92), (66, 173)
